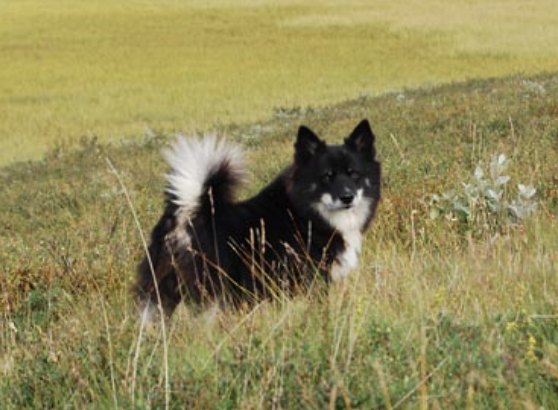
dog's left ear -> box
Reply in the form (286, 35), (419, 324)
(345, 119), (376, 157)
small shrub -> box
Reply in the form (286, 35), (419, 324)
(430, 153), (537, 236)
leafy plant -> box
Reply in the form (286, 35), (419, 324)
(430, 153), (537, 235)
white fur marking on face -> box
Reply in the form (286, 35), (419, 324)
(317, 189), (363, 212)
(314, 189), (369, 232)
(320, 193), (334, 207)
(365, 178), (371, 187)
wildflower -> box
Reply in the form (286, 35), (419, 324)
(515, 284), (525, 306)
(526, 334), (537, 361)
(433, 286), (446, 311)
(355, 298), (364, 318)
(505, 321), (517, 333)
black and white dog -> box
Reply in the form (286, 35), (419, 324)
(136, 119), (381, 317)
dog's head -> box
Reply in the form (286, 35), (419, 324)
(289, 119), (381, 231)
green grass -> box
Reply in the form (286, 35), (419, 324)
(2, 73), (558, 408)
(2, 0), (558, 165)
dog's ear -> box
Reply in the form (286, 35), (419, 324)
(345, 119), (376, 157)
(295, 125), (325, 163)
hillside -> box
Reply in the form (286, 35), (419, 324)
(1, 73), (558, 409)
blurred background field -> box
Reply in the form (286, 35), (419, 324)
(1, 0), (558, 165)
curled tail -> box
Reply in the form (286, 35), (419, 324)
(135, 135), (245, 318)
(164, 134), (246, 218)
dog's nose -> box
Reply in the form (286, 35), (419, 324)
(339, 193), (354, 205)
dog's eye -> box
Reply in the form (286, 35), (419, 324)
(322, 171), (334, 182)
(348, 168), (360, 180)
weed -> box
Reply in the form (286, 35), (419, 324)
(430, 153), (537, 237)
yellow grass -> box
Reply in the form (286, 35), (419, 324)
(1, 0), (558, 165)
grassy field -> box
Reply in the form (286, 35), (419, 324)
(2, 0), (558, 165)
(2, 73), (558, 408)
(2, 1), (558, 407)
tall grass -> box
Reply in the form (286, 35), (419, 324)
(2, 221), (557, 408)
(1, 73), (558, 408)
(2, 0), (558, 165)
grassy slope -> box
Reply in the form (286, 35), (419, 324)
(1, 73), (558, 409)
(2, 0), (558, 165)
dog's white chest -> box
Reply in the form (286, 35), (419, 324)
(331, 230), (362, 281)
(314, 193), (371, 282)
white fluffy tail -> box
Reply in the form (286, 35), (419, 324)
(163, 134), (245, 217)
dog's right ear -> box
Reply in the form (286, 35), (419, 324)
(295, 126), (325, 163)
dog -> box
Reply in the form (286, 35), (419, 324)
(135, 119), (381, 318)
